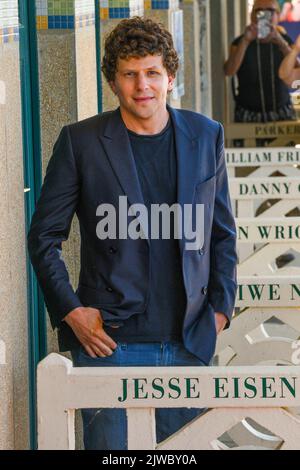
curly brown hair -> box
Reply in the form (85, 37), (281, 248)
(101, 16), (179, 82)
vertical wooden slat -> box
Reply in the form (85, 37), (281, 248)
(127, 408), (156, 450)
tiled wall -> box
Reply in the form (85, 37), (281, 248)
(36, 0), (179, 28)
(0, 0), (19, 44)
(36, 0), (95, 30)
(0, 0), (181, 44)
(100, 0), (144, 20)
(144, 0), (179, 10)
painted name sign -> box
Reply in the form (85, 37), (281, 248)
(229, 177), (300, 199)
(117, 373), (299, 404)
(237, 277), (300, 307)
(236, 218), (300, 243)
(254, 124), (300, 137)
(226, 123), (300, 139)
(226, 148), (300, 167)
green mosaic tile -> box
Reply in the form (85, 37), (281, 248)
(109, 0), (130, 7)
(48, 0), (74, 15)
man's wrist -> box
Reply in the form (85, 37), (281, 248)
(63, 306), (84, 325)
(242, 36), (251, 47)
(292, 44), (300, 55)
(215, 311), (228, 325)
(278, 38), (290, 53)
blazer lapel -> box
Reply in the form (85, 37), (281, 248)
(98, 108), (149, 243)
(168, 106), (201, 256)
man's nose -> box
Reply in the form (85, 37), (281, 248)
(135, 73), (149, 90)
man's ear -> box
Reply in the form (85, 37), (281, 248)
(109, 81), (117, 95)
(167, 75), (175, 92)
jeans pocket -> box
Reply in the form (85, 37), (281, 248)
(79, 343), (119, 360)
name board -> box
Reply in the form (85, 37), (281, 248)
(236, 218), (300, 243)
(230, 177), (300, 199)
(38, 356), (300, 411)
(226, 148), (300, 167)
(237, 277), (300, 307)
(225, 122), (300, 140)
(114, 368), (300, 407)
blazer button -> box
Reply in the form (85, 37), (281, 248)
(106, 286), (113, 292)
(201, 286), (208, 295)
(199, 248), (205, 256)
(109, 247), (117, 254)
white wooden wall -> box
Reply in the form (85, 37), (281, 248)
(220, 147), (300, 369)
(37, 354), (300, 450)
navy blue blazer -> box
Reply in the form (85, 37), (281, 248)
(27, 106), (238, 365)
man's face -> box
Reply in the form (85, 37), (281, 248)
(110, 54), (174, 123)
(251, 0), (280, 25)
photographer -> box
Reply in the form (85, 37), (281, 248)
(224, 0), (296, 122)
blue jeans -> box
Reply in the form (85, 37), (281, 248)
(71, 341), (208, 450)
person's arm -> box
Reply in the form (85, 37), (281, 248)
(279, 35), (300, 86)
(224, 25), (257, 76)
(268, 27), (294, 57)
(208, 124), (238, 330)
(27, 125), (84, 328)
(27, 126), (118, 357)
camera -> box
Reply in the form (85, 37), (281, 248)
(256, 10), (272, 39)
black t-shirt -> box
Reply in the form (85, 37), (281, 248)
(105, 118), (187, 343)
(232, 34), (293, 111)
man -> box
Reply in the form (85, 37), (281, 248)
(224, 0), (295, 123)
(28, 17), (237, 450)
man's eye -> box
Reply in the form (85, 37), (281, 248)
(148, 71), (159, 75)
(125, 72), (134, 77)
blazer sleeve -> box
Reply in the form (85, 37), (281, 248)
(208, 123), (238, 327)
(27, 125), (83, 329)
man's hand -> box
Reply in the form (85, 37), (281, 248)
(265, 26), (282, 44)
(295, 35), (300, 54)
(215, 312), (228, 335)
(267, 27), (291, 54)
(63, 306), (118, 358)
(243, 24), (258, 44)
